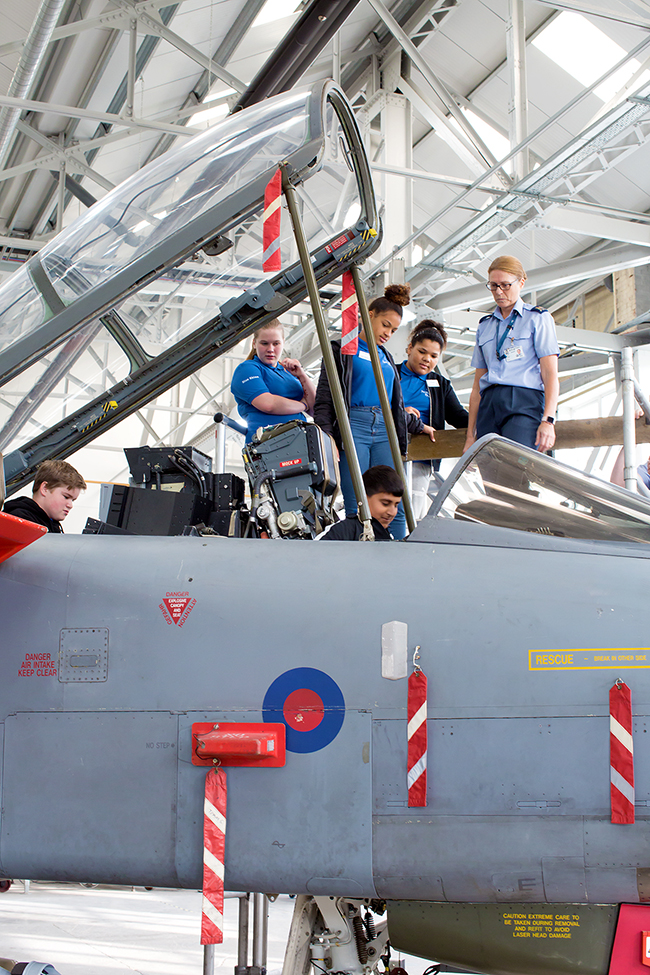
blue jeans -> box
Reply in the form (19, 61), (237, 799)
(338, 407), (407, 539)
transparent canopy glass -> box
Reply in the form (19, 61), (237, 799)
(0, 82), (377, 472)
(431, 435), (650, 544)
(0, 88), (312, 360)
(116, 98), (362, 355)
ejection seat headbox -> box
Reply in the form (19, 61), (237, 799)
(243, 420), (340, 538)
(245, 420), (338, 499)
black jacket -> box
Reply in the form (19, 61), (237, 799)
(399, 362), (469, 472)
(318, 515), (393, 541)
(3, 496), (63, 532)
(314, 341), (410, 454)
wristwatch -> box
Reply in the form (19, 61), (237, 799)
(542, 416), (555, 424)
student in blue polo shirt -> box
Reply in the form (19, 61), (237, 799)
(399, 320), (468, 519)
(314, 283), (412, 538)
(464, 256), (560, 453)
(231, 320), (315, 442)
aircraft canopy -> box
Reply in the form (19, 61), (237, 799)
(431, 434), (650, 545)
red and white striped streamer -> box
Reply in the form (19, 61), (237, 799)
(341, 270), (359, 356)
(408, 669), (428, 807)
(201, 768), (227, 944)
(262, 168), (282, 272)
(610, 680), (635, 825)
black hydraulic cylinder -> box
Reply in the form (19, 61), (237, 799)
(233, 0), (361, 111)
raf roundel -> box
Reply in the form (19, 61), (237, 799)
(262, 667), (345, 753)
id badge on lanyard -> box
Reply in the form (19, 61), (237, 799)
(496, 318), (515, 360)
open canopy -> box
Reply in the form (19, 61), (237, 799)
(0, 82), (379, 492)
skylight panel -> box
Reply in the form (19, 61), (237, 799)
(189, 103), (229, 127)
(205, 87), (235, 103)
(449, 109), (512, 173)
(532, 12), (650, 101)
(253, 0), (301, 27)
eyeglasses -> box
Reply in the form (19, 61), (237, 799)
(486, 280), (518, 292)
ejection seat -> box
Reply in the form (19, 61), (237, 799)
(242, 420), (340, 539)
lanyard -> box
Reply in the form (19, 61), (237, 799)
(495, 314), (515, 360)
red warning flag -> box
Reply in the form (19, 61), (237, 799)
(341, 270), (358, 355)
(201, 767), (227, 944)
(408, 669), (428, 807)
(610, 680), (635, 824)
(262, 167), (282, 272)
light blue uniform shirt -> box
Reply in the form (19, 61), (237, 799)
(471, 299), (559, 392)
(231, 357), (305, 441)
(350, 340), (395, 407)
(639, 463), (650, 490)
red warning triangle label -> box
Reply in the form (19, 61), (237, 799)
(163, 596), (190, 623)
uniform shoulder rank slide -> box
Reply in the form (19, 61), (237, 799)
(479, 313), (493, 323)
(530, 306), (547, 313)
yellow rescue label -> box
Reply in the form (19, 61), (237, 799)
(529, 648), (650, 671)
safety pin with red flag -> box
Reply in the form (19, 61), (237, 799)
(201, 767), (227, 944)
(262, 168), (282, 272)
(408, 648), (428, 807)
(610, 679), (635, 824)
(341, 270), (359, 355)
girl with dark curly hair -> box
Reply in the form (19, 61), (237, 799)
(314, 283), (413, 538)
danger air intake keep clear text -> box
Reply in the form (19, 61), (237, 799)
(18, 653), (57, 677)
(501, 913), (580, 939)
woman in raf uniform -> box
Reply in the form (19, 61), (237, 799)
(398, 320), (468, 519)
(231, 320), (315, 443)
(463, 256), (559, 454)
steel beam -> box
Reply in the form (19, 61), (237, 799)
(371, 33), (650, 282)
(397, 75), (494, 178)
(366, 0), (503, 176)
(125, 19), (138, 119)
(536, 208), (650, 246)
(15, 120), (116, 191)
(621, 346), (638, 489)
(0, 0), (179, 58)
(431, 246), (650, 312)
(0, 94), (194, 137)
(506, 0), (529, 181)
(371, 163), (650, 232)
(341, 0), (457, 105)
(111, 0), (246, 92)
(142, 0), (266, 166)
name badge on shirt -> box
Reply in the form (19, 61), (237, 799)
(426, 378), (439, 387)
(358, 350), (371, 361)
(504, 346), (524, 362)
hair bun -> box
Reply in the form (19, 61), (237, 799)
(384, 283), (411, 307)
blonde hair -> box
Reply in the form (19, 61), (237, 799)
(246, 320), (285, 360)
(488, 256), (526, 281)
